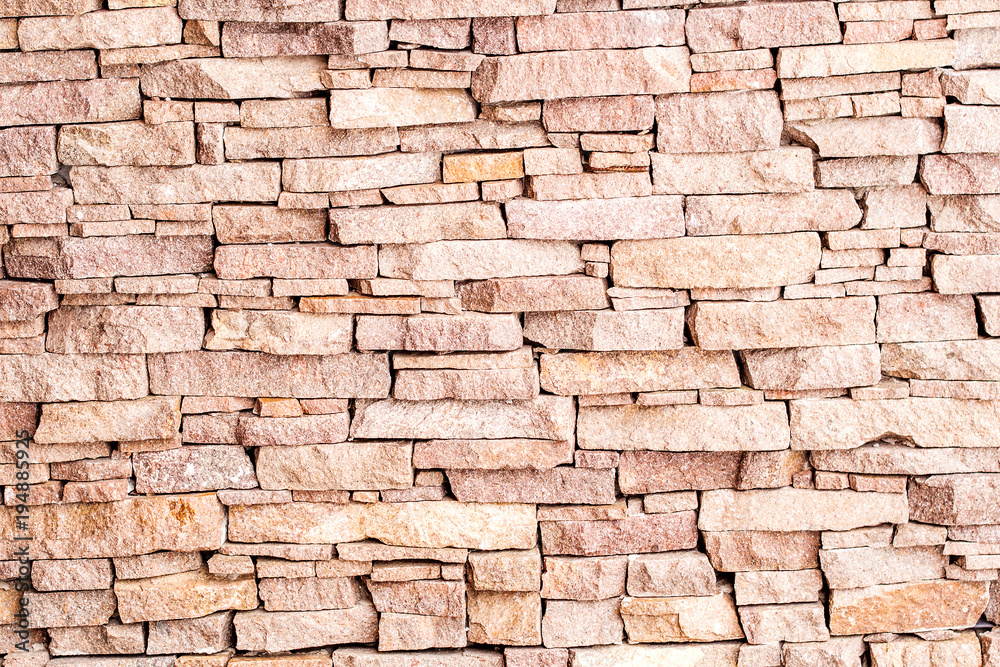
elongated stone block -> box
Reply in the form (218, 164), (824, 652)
(234, 604), (379, 652)
(224, 126), (398, 160)
(506, 196), (684, 241)
(787, 117), (942, 158)
(620, 592), (744, 643)
(777, 40), (956, 79)
(115, 568), (258, 623)
(413, 438), (573, 470)
(516, 9), (684, 52)
(19, 7), (182, 51)
(909, 473), (1000, 525)
(699, 488), (908, 532)
(206, 310), (353, 355)
(221, 20), (388, 57)
(70, 163), (280, 204)
(577, 403), (789, 451)
(741, 345), (881, 391)
(0, 78), (140, 127)
(58, 120), (195, 167)
(355, 313), (522, 352)
(812, 444), (1000, 476)
(214, 205), (327, 244)
(687, 1), (841, 52)
(540, 511), (698, 556)
(330, 202), (504, 244)
(141, 56), (327, 99)
(569, 643), (740, 667)
(47, 306), (205, 354)
(655, 90), (782, 153)
(0, 354), (147, 402)
(283, 152), (440, 192)
(539, 349), (739, 395)
(34, 396), (179, 444)
(881, 340), (1000, 381)
(448, 468), (616, 504)
(179, 0), (343, 21)
(523, 309), (684, 351)
(346, 0), (556, 20)
(651, 148), (815, 195)
(328, 89), (477, 129)
(256, 442), (414, 491)
(214, 244), (376, 280)
(379, 240), (583, 281)
(828, 580), (988, 635)
(922, 154), (1000, 195)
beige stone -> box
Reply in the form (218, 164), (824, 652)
(255, 442), (413, 491)
(468, 590), (541, 646)
(542, 598), (623, 648)
(869, 633), (984, 667)
(134, 445), (256, 493)
(448, 468), (614, 504)
(943, 105), (1000, 154)
(48, 622), (146, 656)
(18, 7), (182, 51)
(346, 0), (555, 20)
(882, 340), (1000, 381)
(114, 567), (257, 623)
(34, 397), (179, 445)
(704, 531), (820, 572)
(149, 351), (390, 398)
(471, 48), (690, 103)
(941, 69), (1000, 104)
(71, 163), (279, 204)
(394, 367), (540, 401)
(699, 489), (908, 532)
(0, 78), (140, 127)
(178, 0), (342, 21)
(921, 154), (1000, 195)
(542, 95), (654, 133)
(829, 580), (989, 634)
(542, 555), (627, 600)
(528, 172), (652, 200)
(569, 643), (740, 667)
(399, 120), (548, 153)
(0, 126), (57, 178)
(656, 91), (781, 153)
(516, 9), (683, 51)
(356, 313), (521, 352)
(328, 88), (476, 128)
(283, 152), (440, 192)
(741, 345), (881, 391)
(627, 551), (717, 598)
(240, 98), (328, 128)
(687, 1), (841, 53)
(222, 20), (388, 57)
(690, 297), (876, 350)
(46, 306), (203, 354)
(612, 233), (819, 289)
(790, 397), (1000, 450)
(577, 402), (789, 451)
(506, 195), (682, 240)
(413, 438), (573, 470)
(331, 202), (503, 245)
(787, 117), (941, 157)
(910, 474), (1000, 525)
(621, 592), (744, 643)
(205, 310), (352, 355)
(618, 451), (740, 493)
(739, 603), (830, 644)
(141, 56), (327, 99)
(213, 206), (326, 244)
(379, 240), (582, 281)
(734, 569), (823, 606)
(932, 254), (1000, 293)
(0, 188), (73, 227)
(224, 126), (398, 160)
(540, 511), (698, 556)
(523, 309), (684, 351)
(777, 40), (956, 79)
(459, 276), (608, 313)
(234, 604), (378, 652)
(540, 348), (739, 396)
(214, 244), (375, 280)
(469, 549), (541, 592)
(820, 545), (946, 589)
(334, 648), (502, 667)
(651, 147), (814, 195)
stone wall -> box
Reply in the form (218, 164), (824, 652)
(1, 0), (1000, 665)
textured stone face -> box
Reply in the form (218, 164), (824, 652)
(686, 1), (841, 52)
(651, 147), (815, 195)
(19, 8), (183, 51)
(741, 345), (881, 391)
(47, 306), (205, 354)
(698, 489), (909, 532)
(656, 91), (782, 153)
(621, 592), (745, 643)
(829, 580), (989, 635)
(58, 121), (195, 167)
(115, 568), (258, 623)
(71, 163), (280, 204)
(0, 78), (141, 127)
(141, 56), (327, 99)
(506, 196), (683, 241)
(256, 442), (413, 491)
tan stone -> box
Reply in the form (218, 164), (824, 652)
(0, 126), (57, 178)
(398, 120), (548, 153)
(656, 91), (781, 153)
(135, 445), (256, 493)
(356, 313), (521, 352)
(330, 202), (503, 245)
(612, 233), (819, 289)
(149, 351), (390, 398)
(882, 340), (1000, 381)
(523, 309), (683, 351)
(334, 648), (502, 667)
(413, 438), (573, 470)
(910, 474), (1000, 525)
(213, 206), (325, 244)
(234, 604), (379, 652)
(541, 555), (626, 600)
(690, 297), (876, 350)
(627, 551), (717, 598)
(869, 633), (983, 667)
(941, 69), (1000, 104)
(817, 155), (918, 188)
(820, 545), (946, 589)
(540, 348), (738, 396)
(469, 549), (540, 592)
(471, 48), (690, 103)
(459, 276), (607, 313)
(394, 367), (539, 401)
(943, 105), (1000, 154)
(921, 154), (1000, 195)
(777, 40), (956, 79)
(932, 254), (1000, 293)
(699, 489), (908, 532)
(541, 95), (654, 133)
(704, 531), (820, 572)
(790, 397), (1000, 450)
(178, 0), (342, 21)
(224, 126), (398, 160)
(46, 306), (203, 354)
(0, 78), (140, 127)
(256, 442), (412, 491)
(621, 592), (744, 643)
(569, 643), (740, 667)
(829, 580), (989, 634)
(651, 147), (814, 195)
(31, 558), (113, 592)
(542, 598), (623, 648)
(468, 590), (541, 646)
(0, 188), (73, 226)
(739, 603), (830, 644)
(506, 195), (683, 241)
(214, 244), (376, 280)
(18, 7), (181, 51)
(33, 397), (179, 445)
(443, 151), (523, 183)
(741, 345), (881, 391)
(141, 56), (327, 99)
(114, 567), (257, 623)
(618, 451), (741, 493)
(540, 511), (698, 556)
(787, 117), (941, 157)
(328, 88), (476, 129)
(448, 468), (614, 504)
(734, 569), (823, 606)
(528, 172), (652, 200)
(346, 0), (555, 20)
(239, 98), (328, 128)
(222, 20), (387, 57)
(205, 310), (352, 355)
(71, 163), (279, 204)
(516, 9), (683, 51)
(48, 621), (146, 656)
(283, 152), (440, 192)
(379, 240), (582, 280)
(687, 1), (841, 53)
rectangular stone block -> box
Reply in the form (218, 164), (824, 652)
(206, 310), (352, 356)
(910, 473), (1000, 525)
(542, 95), (654, 133)
(0, 353), (147, 402)
(394, 367), (539, 401)
(699, 488), (909, 532)
(413, 438), (573, 470)
(688, 1), (841, 52)
(619, 451), (741, 493)
(141, 56), (327, 99)
(379, 240), (583, 280)
(0, 126), (57, 178)
(788, 117), (941, 157)
(256, 442), (413, 491)
(516, 9), (684, 51)
(820, 545), (946, 589)
(656, 90), (782, 153)
(506, 195), (683, 241)
(346, 0), (555, 20)
(828, 580), (988, 635)
(356, 313), (522, 352)
(235, 604), (378, 652)
(213, 206), (326, 244)
(222, 20), (388, 57)
(8, 236), (213, 280)
(621, 592), (744, 643)
(19, 7), (182, 51)
(651, 148), (815, 195)
(58, 120), (195, 167)
(115, 568), (257, 623)
(471, 48), (691, 103)
(330, 202), (504, 244)
(523, 309), (684, 351)
(690, 297), (876, 350)
(283, 152), (440, 192)
(351, 396), (574, 441)
(611, 233), (820, 289)
(449, 468), (615, 504)
(0, 189), (73, 226)
(539, 348), (739, 396)
(47, 306), (204, 354)
(225, 126), (398, 160)
(179, 0), (343, 21)
(149, 351), (391, 398)
(540, 511), (698, 556)
(777, 40), (956, 79)
(328, 89), (477, 129)
(214, 244), (376, 280)
(0, 78), (140, 127)
(0, 49), (97, 84)
(34, 396), (179, 445)
(932, 254), (1000, 293)
(922, 154), (1000, 195)
(578, 402), (789, 451)
(71, 163), (279, 204)
(790, 397), (1000, 450)
(334, 648), (503, 667)
(741, 345), (881, 391)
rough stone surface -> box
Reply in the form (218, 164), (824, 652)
(687, 2), (842, 53)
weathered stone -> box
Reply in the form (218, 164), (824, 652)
(256, 442), (413, 491)
(283, 152), (440, 192)
(0, 127), (57, 178)
(0, 49), (98, 85)
(524, 309), (683, 351)
(222, 20), (387, 57)
(577, 403), (789, 451)
(540, 511), (698, 556)
(31, 558), (113, 592)
(690, 297), (876, 350)
(569, 643), (740, 667)
(734, 569), (823, 606)
(471, 48), (690, 103)
(328, 89), (477, 129)
(943, 105), (1000, 154)
(468, 590), (541, 646)
(528, 172), (652, 200)
(257, 577), (360, 613)
(230, 501), (538, 550)
(330, 202), (503, 245)
(134, 445), (256, 493)
(612, 233), (819, 289)
(334, 648), (502, 667)
(399, 120), (548, 153)
(790, 397), (1000, 450)
(394, 367), (540, 401)
(449, 468), (614, 504)
(178, 0), (342, 21)
(739, 603), (830, 644)
(932, 254), (1000, 293)
(869, 633), (984, 667)
(619, 451), (741, 493)
(225, 126), (397, 160)
(909, 474), (1000, 525)
(921, 154), (1000, 195)
(114, 567), (257, 623)
(18, 8), (182, 51)
(941, 69), (1000, 104)
(46, 306), (204, 354)
(213, 206), (324, 244)
(469, 548), (541, 592)
(0, 78), (140, 127)
(34, 397), (179, 445)
(379, 240), (583, 280)
(205, 310), (352, 355)
(0, 494), (224, 559)
(48, 622), (146, 656)
(656, 91), (781, 153)
(627, 551), (717, 598)
(882, 340), (1000, 381)
(146, 610), (235, 655)
(239, 413), (349, 447)
(541, 598), (623, 648)
(0, 189), (73, 227)
(149, 351), (391, 398)
(820, 545), (946, 589)
(878, 293), (979, 344)
(829, 580), (989, 634)
(621, 592), (744, 643)
(141, 56), (327, 99)
(346, 0), (554, 20)
(699, 489), (908, 532)
(687, 1), (841, 53)
(541, 555), (626, 600)
(782, 636), (865, 667)
(651, 147), (814, 195)
(460, 276), (606, 313)
(0, 281), (58, 323)
(787, 118), (941, 157)
(113, 551), (203, 580)
(506, 195), (682, 241)
(704, 531), (820, 572)
(214, 244), (375, 281)
(741, 345), (881, 391)
(234, 604), (379, 652)
(413, 438), (573, 470)
(356, 313), (521, 352)
(372, 579), (465, 617)
(517, 9), (683, 51)
(71, 163), (279, 204)
(542, 95), (654, 132)
(777, 40), (956, 79)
